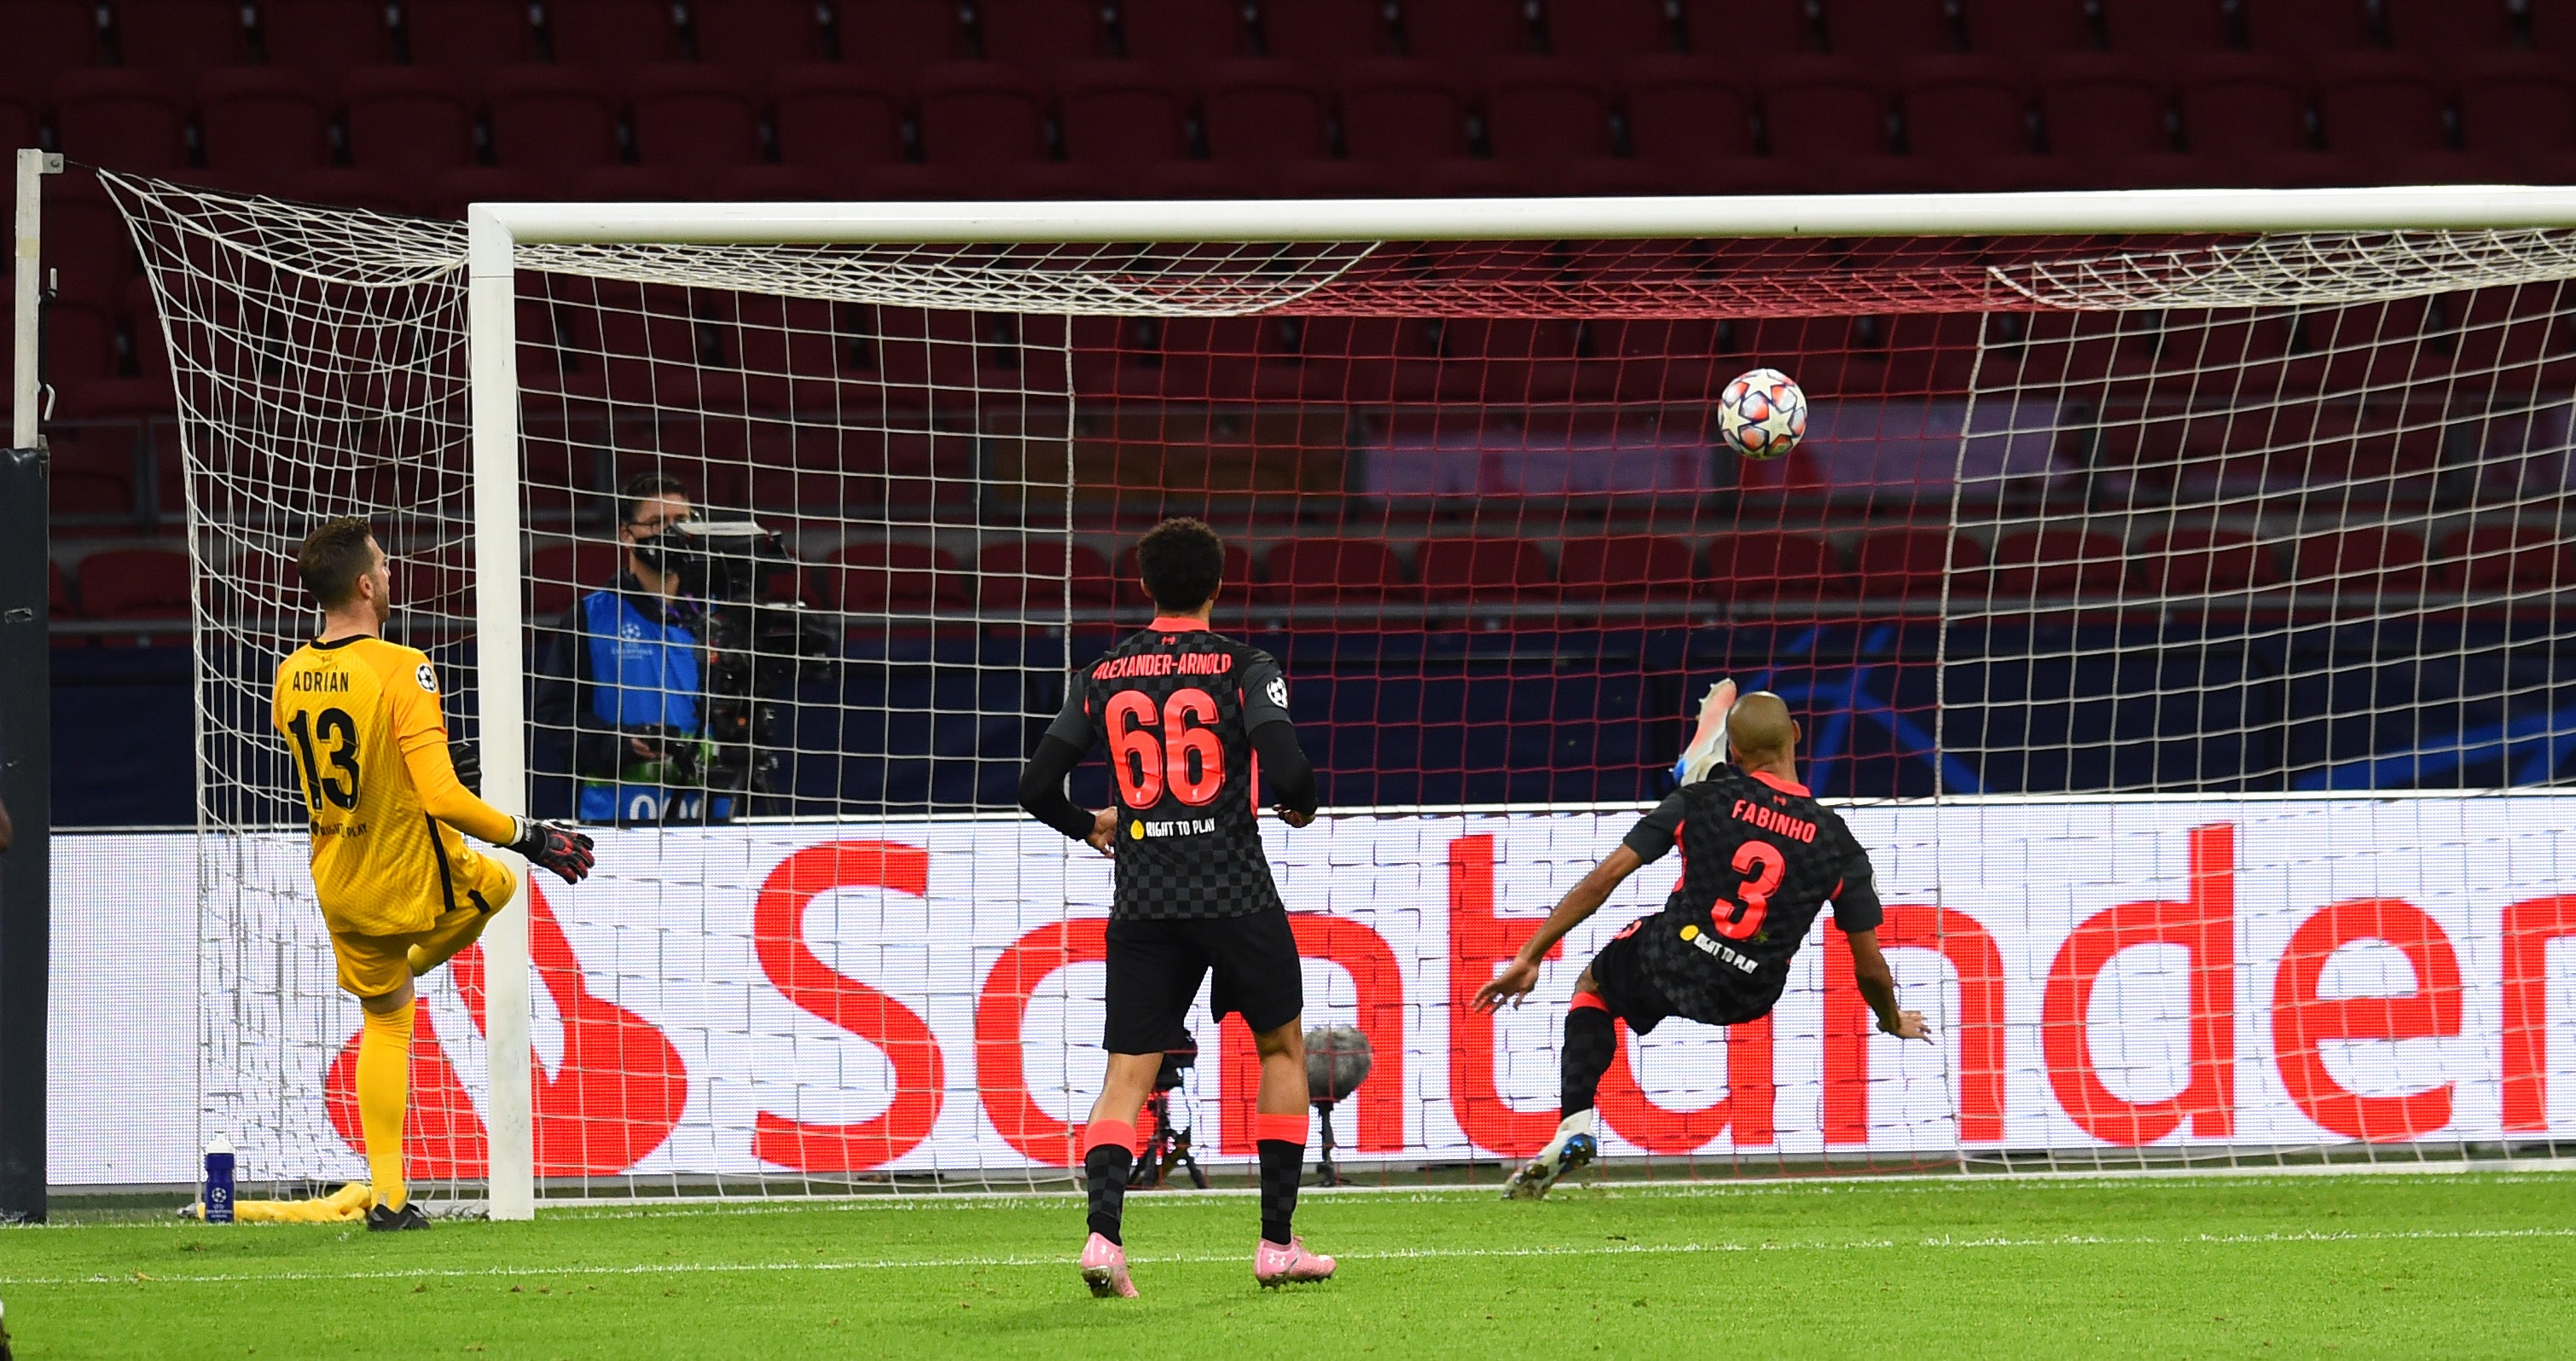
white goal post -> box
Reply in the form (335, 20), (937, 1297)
(78, 168), (2576, 1216)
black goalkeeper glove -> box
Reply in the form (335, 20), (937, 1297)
(508, 817), (596, 885)
(449, 740), (481, 796)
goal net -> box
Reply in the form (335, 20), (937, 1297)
(96, 168), (2576, 1212)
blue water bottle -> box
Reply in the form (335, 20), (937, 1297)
(202, 1135), (235, 1224)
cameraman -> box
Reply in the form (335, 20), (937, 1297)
(533, 472), (734, 825)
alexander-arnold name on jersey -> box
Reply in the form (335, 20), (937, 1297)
(1129, 816), (1218, 840)
(1091, 651), (1235, 680)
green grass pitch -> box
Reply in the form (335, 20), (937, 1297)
(4, 1171), (2572, 1358)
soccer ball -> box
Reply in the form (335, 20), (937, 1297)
(1717, 368), (1808, 460)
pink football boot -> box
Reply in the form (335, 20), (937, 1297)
(1080, 1232), (1137, 1298)
(1254, 1236), (1337, 1287)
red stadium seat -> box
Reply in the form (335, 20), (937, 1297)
(1259, 538), (1413, 606)
(1901, 59), (2036, 165)
(2239, 0), (2373, 55)
(50, 70), (189, 173)
(840, 0), (969, 63)
(1958, 0), (2092, 55)
(1260, 0), (1395, 61)
(1114, 542), (1255, 611)
(110, 0), (250, 74)
(1703, 532), (1842, 599)
(1819, 0), (1958, 55)
(1854, 527), (1981, 599)
(0, 0), (102, 90)
(2442, 525), (2575, 596)
(2137, 528), (2287, 597)
(343, 67), (480, 175)
(978, 540), (1116, 611)
(45, 304), (120, 387)
(1483, 67), (1614, 165)
(772, 66), (908, 171)
(1395, 0), (1533, 60)
(2314, 55), (2448, 158)
(258, 0), (397, 70)
(692, 0), (833, 65)
(630, 67), (763, 170)
(1987, 529), (2126, 599)
(544, 0), (686, 64)
(399, 0), (542, 70)
(1558, 536), (1696, 599)
(51, 466), (139, 529)
(822, 542), (970, 613)
(1119, 0), (1255, 60)
(527, 540), (630, 619)
(1676, 0), (1815, 54)
(1622, 63), (1758, 165)
(2293, 527), (2430, 596)
(2454, 55), (2576, 169)
(1415, 538), (1552, 604)
(976, 0), (1111, 63)
(915, 65), (1050, 165)
(2179, 56), (2312, 157)
(1761, 64), (1891, 162)
(1540, 0), (1672, 58)
(74, 547), (191, 619)
(0, 97), (37, 164)
(198, 70), (334, 180)
(1338, 64), (1471, 165)
(2382, 0), (2517, 53)
(50, 560), (78, 617)
(1059, 65), (1190, 165)
(486, 67), (624, 171)
(1201, 64), (1335, 166)
(2093, 0), (2231, 56)
(2037, 57), (2173, 159)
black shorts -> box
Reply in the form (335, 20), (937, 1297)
(1587, 918), (1772, 1036)
(1102, 909), (1305, 1055)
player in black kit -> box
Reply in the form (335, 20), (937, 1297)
(1472, 686), (1929, 1198)
(1017, 518), (1336, 1297)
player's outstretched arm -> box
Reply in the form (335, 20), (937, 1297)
(1018, 734), (1113, 855)
(397, 738), (595, 883)
(1845, 930), (1929, 1040)
(1471, 845), (1644, 1012)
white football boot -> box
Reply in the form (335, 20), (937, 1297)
(1504, 1110), (1600, 1201)
(1672, 679), (1738, 786)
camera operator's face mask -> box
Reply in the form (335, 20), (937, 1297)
(625, 500), (691, 572)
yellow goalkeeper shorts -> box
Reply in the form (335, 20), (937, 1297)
(328, 855), (518, 999)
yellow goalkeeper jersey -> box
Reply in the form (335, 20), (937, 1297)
(272, 635), (515, 937)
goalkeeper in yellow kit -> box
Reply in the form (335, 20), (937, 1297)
(273, 518), (597, 1230)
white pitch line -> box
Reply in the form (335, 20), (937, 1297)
(7, 1224), (2573, 1289)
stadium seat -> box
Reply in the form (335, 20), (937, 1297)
(2442, 524), (2575, 596)
(771, 66), (908, 171)
(1118, 0), (1255, 60)
(49, 70), (189, 173)
(526, 540), (629, 618)
(258, 0), (397, 71)
(543, 0), (687, 64)
(1703, 532), (1842, 599)
(2453, 55), (2576, 175)
(976, 0), (1113, 64)
(74, 547), (191, 619)
(44, 304), (120, 391)
(1819, 0), (1958, 55)
(2093, 0), (2231, 56)
(1987, 528), (2126, 599)
(1395, 0), (1534, 60)
(629, 67), (763, 170)
(1760, 63), (1893, 162)
(1059, 65), (1190, 165)
(1538, 0), (1672, 58)
(1200, 63), (1335, 165)
(2314, 55), (2451, 171)
(2036, 56), (2173, 162)
(398, 0), (543, 69)
(485, 67), (624, 171)
(2238, 0), (2374, 55)
(1259, 538), (1413, 606)
(1900, 58), (2038, 174)
(1675, 0), (1815, 54)
(2294, 527), (2430, 596)
(1337, 63), (1471, 165)
(342, 67), (480, 175)
(2382, 0), (2518, 53)
(49, 560), (78, 618)
(2136, 527), (2287, 596)
(1622, 62), (1759, 167)
(1259, 0), (1396, 61)
(978, 540), (1116, 611)
(2178, 55), (2316, 176)
(915, 65), (1052, 166)
(1482, 67), (1614, 165)
(109, 0), (251, 75)
(691, 0), (833, 65)
(821, 542), (971, 613)
(1114, 542), (1253, 611)
(0, 98), (41, 176)
(1854, 527), (1981, 599)
(1557, 536), (1696, 599)
(1958, 0), (2092, 56)
(1415, 537), (1553, 605)
(197, 70), (334, 181)
(0, 0), (102, 90)
(840, 0), (970, 63)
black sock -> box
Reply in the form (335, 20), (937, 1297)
(1256, 1139), (1303, 1245)
(1083, 1142), (1130, 1245)
(1561, 1005), (1617, 1120)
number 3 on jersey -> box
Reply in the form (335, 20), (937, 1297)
(1106, 687), (1223, 808)
(1715, 839), (1785, 940)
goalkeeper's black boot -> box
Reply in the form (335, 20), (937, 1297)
(366, 1202), (431, 1232)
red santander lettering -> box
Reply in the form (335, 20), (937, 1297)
(2501, 895), (2576, 1131)
(2271, 898), (2462, 1141)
